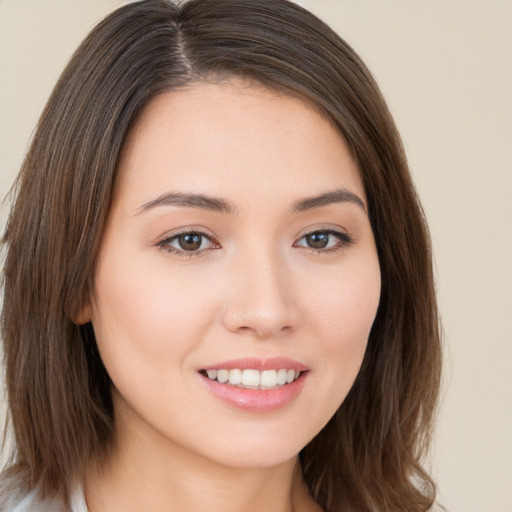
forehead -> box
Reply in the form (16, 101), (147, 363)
(115, 80), (365, 209)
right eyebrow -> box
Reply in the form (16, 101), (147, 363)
(136, 191), (238, 215)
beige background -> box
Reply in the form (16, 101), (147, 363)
(1, 1), (511, 510)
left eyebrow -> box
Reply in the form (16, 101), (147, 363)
(291, 189), (367, 214)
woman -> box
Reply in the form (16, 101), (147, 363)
(0, 0), (442, 511)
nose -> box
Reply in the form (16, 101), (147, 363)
(221, 248), (299, 339)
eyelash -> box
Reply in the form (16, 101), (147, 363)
(156, 229), (218, 258)
(156, 228), (354, 258)
(294, 229), (354, 255)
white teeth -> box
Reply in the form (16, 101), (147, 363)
(242, 369), (260, 387)
(260, 370), (277, 387)
(217, 369), (229, 383)
(228, 369), (242, 385)
(276, 368), (287, 385)
(204, 368), (302, 388)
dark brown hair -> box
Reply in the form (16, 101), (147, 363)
(1, 0), (442, 510)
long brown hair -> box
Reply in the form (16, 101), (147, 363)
(1, 0), (442, 510)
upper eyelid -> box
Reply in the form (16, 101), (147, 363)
(296, 224), (348, 237)
(297, 229), (349, 239)
(157, 227), (217, 243)
(294, 228), (353, 248)
(158, 225), (348, 242)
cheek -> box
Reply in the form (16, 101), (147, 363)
(301, 256), (380, 408)
(306, 256), (381, 346)
(90, 250), (220, 384)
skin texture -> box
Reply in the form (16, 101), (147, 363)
(81, 81), (381, 512)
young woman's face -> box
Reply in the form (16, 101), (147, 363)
(85, 81), (381, 469)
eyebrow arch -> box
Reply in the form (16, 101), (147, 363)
(291, 189), (367, 213)
(137, 188), (366, 216)
(137, 191), (238, 215)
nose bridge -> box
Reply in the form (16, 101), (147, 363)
(222, 240), (296, 338)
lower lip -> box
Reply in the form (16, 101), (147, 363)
(199, 372), (308, 411)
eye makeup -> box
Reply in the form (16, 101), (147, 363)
(156, 228), (220, 258)
(155, 226), (354, 258)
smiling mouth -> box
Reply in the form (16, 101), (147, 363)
(199, 368), (304, 389)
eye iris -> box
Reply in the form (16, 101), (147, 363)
(179, 233), (202, 251)
(306, 232), (329, 249)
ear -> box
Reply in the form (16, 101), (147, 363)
(70, 299), (92, 325)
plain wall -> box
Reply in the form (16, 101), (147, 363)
(1, 1), (511, 511)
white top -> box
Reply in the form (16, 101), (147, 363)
(0, 477), (87, 512)
(0, 475), (447, 512)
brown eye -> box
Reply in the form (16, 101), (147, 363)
(305, 232), (329, 249)
(178, 233), (203, 251)
(294, 229), (353, 253)
(158, 230), (219, 256)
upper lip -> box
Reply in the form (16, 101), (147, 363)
(200, 356), (308, 372)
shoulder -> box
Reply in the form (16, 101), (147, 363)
(430, 504), (449, 512)
(0, 472), (67, 512)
